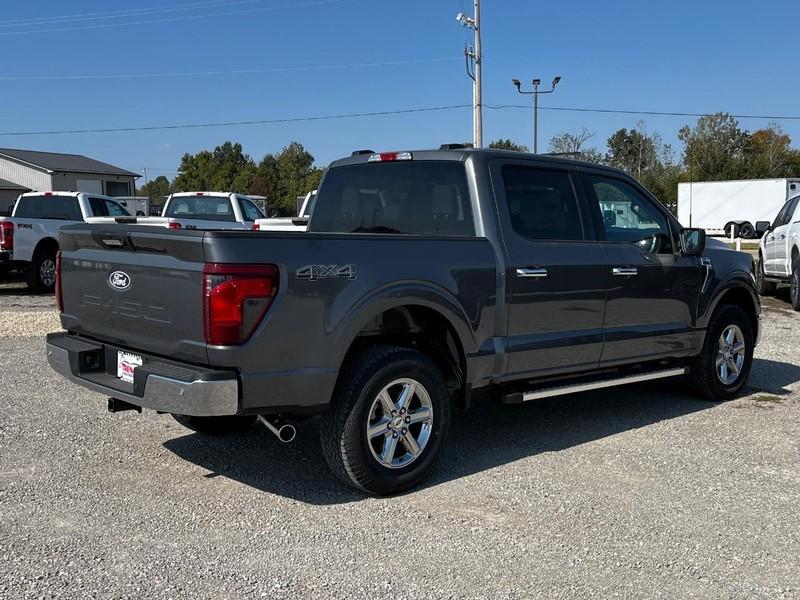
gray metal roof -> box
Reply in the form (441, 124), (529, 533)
(0, 177), (27, 190)
(0, 147), (140, 178)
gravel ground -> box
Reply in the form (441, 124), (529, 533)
(1, 277), (799, 599)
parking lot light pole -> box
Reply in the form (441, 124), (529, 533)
(512, 76), (561, 153)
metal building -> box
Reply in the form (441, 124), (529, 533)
(0, 148), (140, 214)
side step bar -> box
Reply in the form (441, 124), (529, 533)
(503, 367), (687, 404)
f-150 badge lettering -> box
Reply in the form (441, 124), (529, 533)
(296, 264), (357, 281)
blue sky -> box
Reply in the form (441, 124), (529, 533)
(0, 0), (798, 181)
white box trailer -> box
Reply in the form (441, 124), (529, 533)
(677, 178), (800, 238)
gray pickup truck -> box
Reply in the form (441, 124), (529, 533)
(47, 147), (761, 495)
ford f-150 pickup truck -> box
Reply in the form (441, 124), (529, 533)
(123, 192), (266, 231)
(756, 193), (800, 309)
(0, 191), (130, 291)
(46, 147), (761, 495)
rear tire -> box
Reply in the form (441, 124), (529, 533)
(755, 255), (776, 296)
(320, 345), (451, 496)
(171, 414), (257, 435)
(26, 248), (57, 293)
(687, 304), (754, 401)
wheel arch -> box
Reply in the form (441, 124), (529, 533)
(333, 290), (476, 408)
(33, 236), (59, 259)
(705, 280), (760, 344)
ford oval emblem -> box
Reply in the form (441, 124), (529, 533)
(108, 271), (131, 291)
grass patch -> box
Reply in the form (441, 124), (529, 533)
(751, 394), (782, 404)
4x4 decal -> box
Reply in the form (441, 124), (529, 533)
(295, 264), (357, 281)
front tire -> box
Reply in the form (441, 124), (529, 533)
(790, 260), (800, 311)
(171, 414), (257, 435)
(755, 255), (776, 296)
(687, 304), (754, 401)
(320, 346), (451, 495)
(26, 248), (57, 293)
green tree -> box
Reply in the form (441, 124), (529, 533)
(548, 128), (603, 163)
(137, 175), (171, 203)
(254, 142), (322, 215)
(678, 113), (749, 181)
(172, 141), (256, 193)
(489, 138), (528, 152)
(743, 123), (800, 178)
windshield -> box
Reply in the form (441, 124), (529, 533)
(164, 195), (236, 222)
(309, 161), (474, 236)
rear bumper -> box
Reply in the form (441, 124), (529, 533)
(46, 332), (239, 416)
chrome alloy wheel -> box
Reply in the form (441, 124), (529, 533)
(40, 258), (56, 288)
(716, 324), (745, 385)
(366, 378), (433, 469)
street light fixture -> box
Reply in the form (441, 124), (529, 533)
(512, 75), (562, 153)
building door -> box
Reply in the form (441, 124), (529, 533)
(76, 179), (103, 194)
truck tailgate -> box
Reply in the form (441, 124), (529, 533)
(58, 225), (208, 364)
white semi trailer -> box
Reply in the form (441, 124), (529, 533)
(677, 178), (800, 238)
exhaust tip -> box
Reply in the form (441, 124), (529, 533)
(258, 415), (297, 443)
(277, 424), (296, 443)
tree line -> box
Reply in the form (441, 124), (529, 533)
(138, 141), (323, 216)
(139, 112), (800, 216)
(492, 112), (800, 211)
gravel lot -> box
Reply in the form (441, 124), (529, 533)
(1, 275), (799, 599)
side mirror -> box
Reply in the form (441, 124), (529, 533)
(680, 228), (706, 256)
(755, 221), (770, 236)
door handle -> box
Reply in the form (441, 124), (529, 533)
(780, 234), (786, 240)
(516, 268), (548, 278)
(612, 267), (638, 276)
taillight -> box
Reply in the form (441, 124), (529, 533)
(55, 251), (63, 312)
(0, 221), (13, 251)
(203, 263), (278, 346)
(168, 222), (182, 229)
(252, 223), (260, 231)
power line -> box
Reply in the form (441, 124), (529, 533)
(0, 0), (343, 36)
(0, 0), (264, 28)
(485, 104), (800, 121)
(0, 105), (473, 137)
(1, 103), (799, 138)
(0, 57), (462, 81)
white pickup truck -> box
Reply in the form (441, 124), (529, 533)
(757, 193), (800, 310)
(253, 190), (316, 232)
(0, 191), (130, 291)
(142, 192), (265, 230)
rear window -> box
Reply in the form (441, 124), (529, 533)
(14, 195), (82, 220)
(164, 196), (235, 222)
(309, 161), (474, 236)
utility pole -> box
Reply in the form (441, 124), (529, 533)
(143, 167), (149, 186)
(512, 76), (561, 153)
(457, 1), (482, 147)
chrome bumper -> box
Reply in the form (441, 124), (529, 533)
(46, 333), (239, 417)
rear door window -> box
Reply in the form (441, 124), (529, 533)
(309, 161), (474, 236)
(14, 195), (82, 220)
(164, 196), (236, 222)
(500, 166), (584, 241)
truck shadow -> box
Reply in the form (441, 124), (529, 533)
(162, 357), (800, 505)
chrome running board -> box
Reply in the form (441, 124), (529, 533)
(513, 367), (687, 403)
